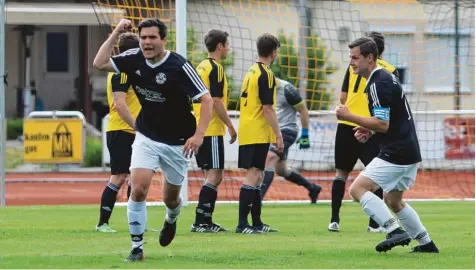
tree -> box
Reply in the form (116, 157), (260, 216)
(271, 30), (337, 110)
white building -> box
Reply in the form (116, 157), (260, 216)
(3, 0), (474, 126)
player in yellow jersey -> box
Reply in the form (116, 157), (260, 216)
(96, 33), (142, 233)
(191, 29), (237, 233)
(329, 32), (400, 233)
(236, 33), (283, 234)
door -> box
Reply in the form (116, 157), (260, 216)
(36, 26), (79, 111)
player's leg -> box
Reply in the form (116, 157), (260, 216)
(236, 144), (265, 234)
(330, 124), (358, 231)
(350, 158), (412, 252)
(157, 142), (190, 247)
(359, 135), (385, 233)
(250, 144), (278, 233)
(97, 131), (134, 233)
(203, 168), (227, 231)
(385, 167), (439, 253)
(97, 174), (127, 232)
(124, 133), (159, 262)
(274, 129), (322, 203)
(192, 136), (226, 232)
(260, 148), (280, 199)
(127, 180), (131, 199)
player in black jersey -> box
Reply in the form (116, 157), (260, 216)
(93, 18), (213, 262)
(335, 37), (439, 254)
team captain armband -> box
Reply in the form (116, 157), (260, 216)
(372, 107), (390, 121)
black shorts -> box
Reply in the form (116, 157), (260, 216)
(106, 130), (135, 175)
(195, 136), (224, 170)
(238, 143), (270, 170)
(334, 123), (380, 172)
(269, 129), (298, 160)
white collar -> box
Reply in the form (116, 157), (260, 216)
(146, 50), (170, 68)
(365, 66), (383, 87)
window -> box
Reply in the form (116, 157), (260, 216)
(46, 32), (68, 72)
(382, 35), (413, 86)
(424, 35), (470, 93)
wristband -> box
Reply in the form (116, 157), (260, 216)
(301, 128), (309, 136)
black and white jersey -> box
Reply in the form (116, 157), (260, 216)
(366, 68), (422, 165)
(110, 49), (208, 145)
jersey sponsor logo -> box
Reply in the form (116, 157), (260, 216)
(156, 72), (167, 84)
(373, 107), (390, 121)
(135, 86), (166, 103)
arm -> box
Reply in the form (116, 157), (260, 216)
(181, 61), (212, 137)
(263, 105), (281, 138)
(295, 102), (309, 130)
(340, 67), (350, 104)
(93, 19), (131, 72)
(258, 71), (281, 138)
(336, 82), (391, 133)
(114, 92), (136, 128)
(111, 73), (135, 128)
(208, 63), (235, 132)
(346, 114), (389, 133)
(196, 94), (213, 137)
(284, 83), (310, 149)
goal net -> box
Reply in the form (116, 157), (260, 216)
(93, 0), (475, 203)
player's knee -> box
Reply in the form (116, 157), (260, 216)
(348, 185), (358, 201)
(244, 168), (262, 186)
(336, 169), (350, 180)
(384, 197), (405, 213)
(110, 174), (128, 187)
(206, 169), (223, 186)
(348, 181), (366, 202)
(265, 152), (279, 167)
(130, 186), (148, 202)
(275, 167), (289, 178)
(163, 194), (181, 208)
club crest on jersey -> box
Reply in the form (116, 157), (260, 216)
(156, 73), (166, 84)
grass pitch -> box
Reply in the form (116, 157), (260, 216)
(0, 201), (473, 269)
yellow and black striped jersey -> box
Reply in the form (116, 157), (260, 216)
(339, 59), (399, 127)
(193, 58), (228, 136)
(238, 62), (277, 145)
(106, 72), (141, 133)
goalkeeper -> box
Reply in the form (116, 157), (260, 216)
(260, 78), (321, 203)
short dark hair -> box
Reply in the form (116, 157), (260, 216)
(138, 18), (167, 39)
(204, 29), (229, 52)
(256, 33), (280, 58)
(118, 32), (139, 53)
(348, 37), (378, 61)
(366, 31), (385, 57)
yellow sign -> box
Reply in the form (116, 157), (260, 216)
(23, 118), (83, 164)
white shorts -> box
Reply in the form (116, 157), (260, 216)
(360, 157), (418, 193)
(130, 132), (188, 186)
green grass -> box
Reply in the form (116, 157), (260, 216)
(5, 147), (23, 169)
(0, 202), (473, 269)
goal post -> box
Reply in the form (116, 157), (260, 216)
(92, 0), (475, 205)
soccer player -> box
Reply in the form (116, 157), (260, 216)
(335, 36), (439, 253)
(259, 78), (321, 203)
(95, 32), (141, 233)
(93, 18), (213, 262)
(236, 33), (283, 234)
(191, 29), (237, 233)
(329, 31), (399, 233)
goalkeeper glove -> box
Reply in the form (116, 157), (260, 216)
(298, 128), (310, 149)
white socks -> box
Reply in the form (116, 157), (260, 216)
(166, 198), (183, 224)
(396, 204), (431, 245)
(127, 199), (147, 249)
(359, 191), (400, 233)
